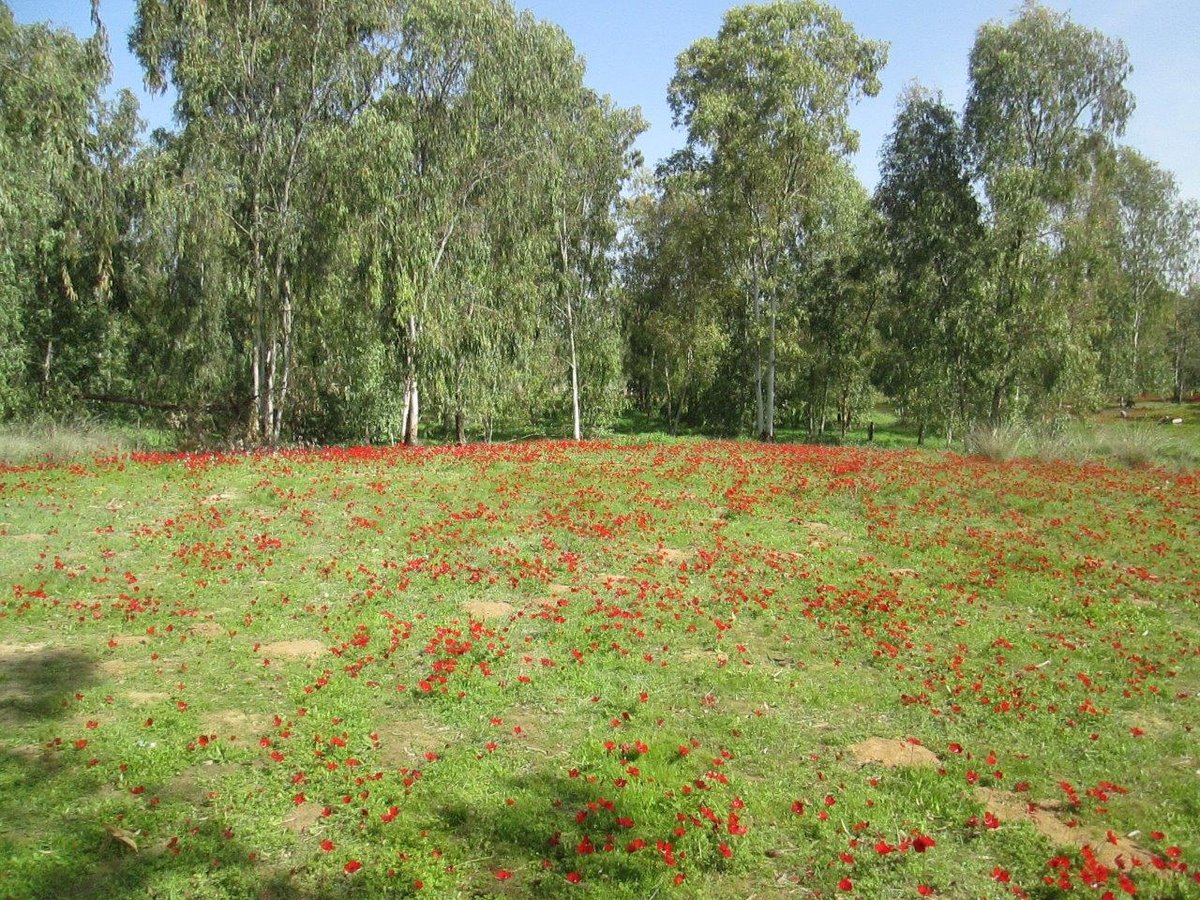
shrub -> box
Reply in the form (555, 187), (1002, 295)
(1100, 426), (1168, 469)
(0, 422), (134, 463)
(965, 423), (1027, 461)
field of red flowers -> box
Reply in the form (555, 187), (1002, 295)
(0, 439), (1197, 898)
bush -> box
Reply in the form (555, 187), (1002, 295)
(965, 423), (1027, 461)
(0, 422), (135, 464)
(1097, 426), (1168, 469)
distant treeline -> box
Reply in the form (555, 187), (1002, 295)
(2, 0), (1197, 446)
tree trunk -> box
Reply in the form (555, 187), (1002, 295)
(250, 187), (266, 443)
(990, 378), (1006, 425)
(41, 339), (53, 395)
(455, 409), (466, 445)
(753, 287), (765, 439)
(403, 314), (420, 446)
(274, 273), (294, 445)
(566, 295), (582, 442)
(764, 294), (776, 442)
(645, 347), (656, 416)
(1131, 305), (1142, 397)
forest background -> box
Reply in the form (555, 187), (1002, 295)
(2, 0), (1198, 451)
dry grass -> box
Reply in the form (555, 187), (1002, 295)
(0, 422), (134, 463)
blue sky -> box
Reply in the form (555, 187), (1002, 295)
(11, 0), (1199, 204)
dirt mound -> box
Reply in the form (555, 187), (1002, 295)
(202, 709), (272, 741)
(849, 737), (939, 768)
(461, 600), (514, 620)
(282, 801), (324, 834)
(975, 787), (1155, 870)
(258, 640), (325, 659)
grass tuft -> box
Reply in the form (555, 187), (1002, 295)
(964, 423), (1027, 461)
(0, 422), (135, 463)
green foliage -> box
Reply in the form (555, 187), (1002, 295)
(0, 4), (129, 418)
(964, 1), (1135, 423)
(665, 0), (887, 440)
(2, 0), (1198, 450)
(874, 85), (988, 441)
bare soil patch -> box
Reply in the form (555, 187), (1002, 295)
(595, 573), (637, 584)
(0, 642), (48, 656)
(378, 718), (455, 767)
(168, 761), (244, 801)
(189, 621), (227, 638)
(461, 600), (514, 621)
(98, 659), (131, 678)
(281, 801), (324, 834)
(103, 635), (147, 648)
(975, 787), (1155, 870)
(799, 521), (852, 541)
(127, 691), (169, 704)
(849, 737), (939, 768)
(257, 640), (325, 660)
(656, 547), (694, 565)
(202, 709), (272, 741)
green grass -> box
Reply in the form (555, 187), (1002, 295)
(0, 439), (1197, 898)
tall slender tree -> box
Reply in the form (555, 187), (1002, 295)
(132, 0), (388, 444)
(875, 85), (986, 441)
(964, 0), (1133, 422)
(668, 0), (886, 440)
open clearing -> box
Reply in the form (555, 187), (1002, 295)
(0, 440), (1197, 897)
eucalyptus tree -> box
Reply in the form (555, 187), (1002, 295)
(0, 3), (122, 415)
(791, 162), (882, 439)
(1169, 281), (1200, 403)
(668, 0), (886, 440)
(542, 90), (644, 440)
(1104, 148), (1199, 403)
(622, 165), (730, 432)
(353, 0), (639, 444)
(964, 0), (1133, 422)
(875, 85), (986, 441)
(132, 0), (388, 444)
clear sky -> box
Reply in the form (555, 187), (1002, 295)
(10, 0), (1200, 204)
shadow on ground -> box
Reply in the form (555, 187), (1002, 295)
(0, 645), (326, 899)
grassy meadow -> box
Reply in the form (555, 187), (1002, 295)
(0, 438), (1198, 898)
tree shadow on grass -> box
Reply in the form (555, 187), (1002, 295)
(0, 646), (95, 721)
(0, 645), (320, 899)
(424, 769), (671, 898)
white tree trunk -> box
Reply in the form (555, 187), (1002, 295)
(753, 288), (765, 439)
(765, 293), (777, 441)
(403, 314), (420, 446)
(567, 295), (582, 442)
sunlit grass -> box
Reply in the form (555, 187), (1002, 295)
(0, 439), (1196, 897)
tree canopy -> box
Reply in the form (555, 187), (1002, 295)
(1, 0), (1196, 446)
